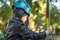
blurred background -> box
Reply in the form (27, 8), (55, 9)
(0, 0), (60, 40)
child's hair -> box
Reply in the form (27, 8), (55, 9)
(12, 6), (29, 18)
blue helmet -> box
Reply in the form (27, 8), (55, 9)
(13, 0), (31, 16)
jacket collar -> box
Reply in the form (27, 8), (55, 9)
(11, 16), (23, 23)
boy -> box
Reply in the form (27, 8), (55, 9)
(6, 0), (52, 40)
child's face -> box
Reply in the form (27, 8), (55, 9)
(21, 15), (28, 23)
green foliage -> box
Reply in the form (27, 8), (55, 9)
(0, 4), (12, 20)
(31, 0), (45, 27)
(50, 6), (60, 24)
(0, 24), (4, 31)
(55, 27), (60, 35)
(0, 31), (6, 40)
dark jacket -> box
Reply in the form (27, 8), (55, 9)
(6, 17), (46, 40)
